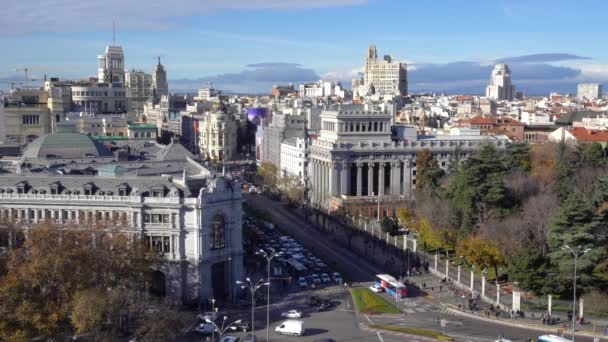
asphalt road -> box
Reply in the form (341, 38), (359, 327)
(244, 195), (604, 342)
(245, 194), (379, 282)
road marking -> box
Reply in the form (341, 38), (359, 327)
(376, 331), (384, 342)
(365, 315), (373, 324)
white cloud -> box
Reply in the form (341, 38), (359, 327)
(321, 67), (364, 82)
(0, 0), (367, 35)
(578, 63), (608, 81)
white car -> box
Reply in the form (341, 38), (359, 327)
(332, 272), (342, 284)
(369, 284), (384, 293)
(220, 336), (239, 342)
(197, 311), (217, 322)
(281, 310), (303, 319)
(194, 322), (218, 335)
(321, 273), (331, 284)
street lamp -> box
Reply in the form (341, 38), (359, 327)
(562, 244), (590, 342)
(204, 315), (244, 340)
(236, 277), (269, 341)
(257, 249), (284, 342)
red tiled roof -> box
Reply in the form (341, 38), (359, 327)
(468, 115), (496, 125)
(570, 127), (608, 142)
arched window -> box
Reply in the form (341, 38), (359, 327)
(210, 214), (226, 250)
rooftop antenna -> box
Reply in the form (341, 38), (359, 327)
(112, 20), (116, 44)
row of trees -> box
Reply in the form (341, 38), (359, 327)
(257, 161), (305, 202)
(408, 142), (608, 298)
(0, 222), (189, 341)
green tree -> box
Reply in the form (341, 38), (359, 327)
(71, 288), (110, 336)
(444, 144), (513, 235)
(456, 236), (505, 278)
(503, 142), (531, 172)
(580, 142), (605, 167)
(380, 217), (399, 236)
(547, 192), (597, 293)
(134, 308), (189, 342)
(415, 149), (444, 193)
(257, 161), (278, 189)
(506, 249), (552, 294)
(0, 223), (160, 340)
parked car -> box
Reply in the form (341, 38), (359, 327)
(197, 311), (217, 322)
(317, 300), (333, 312)
(298, 277), (309, 289)
(275, 320), (304, 336)
(229, 320), (250, 332)
(311, 274), (321, 285)
(308, 295), (320, 306)
(194, 323), (217, 335)
(242, 336), (258, 342)
(321, 273), (331, 284)
(369, 284), (384, 293)
(281, 310), (303, 319)
(220, 336), (239, 342)
(332, 272), (343, 284)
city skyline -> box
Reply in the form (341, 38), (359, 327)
(1, 0), (607, 94)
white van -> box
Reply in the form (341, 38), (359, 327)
(275, 320), (304, 336)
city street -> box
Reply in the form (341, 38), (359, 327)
(244, 194), (606, 342)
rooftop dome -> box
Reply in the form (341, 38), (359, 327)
(23, 133), (113, 159)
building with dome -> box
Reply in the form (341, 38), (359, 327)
(0, 131), (244, 304)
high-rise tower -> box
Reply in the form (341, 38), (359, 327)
(97, 45), (125, 85)
(362, 44), (407, 96)
(485, 64), (515, 101)
(152, 57), (169, 103)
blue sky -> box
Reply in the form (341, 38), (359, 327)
(1, 0), (607, 94)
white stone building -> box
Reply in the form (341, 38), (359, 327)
(197, 99), (238, 161)
(280, 137), (309, 185)
(308, 104), (510, 215)
(126, 70), (153, 115)
(486, 64), (515, 101)
(577, 83), (602, 100)
(98, 45), (126, 85)
(364, 44), (408, 96)
(0, 131), (244, 304)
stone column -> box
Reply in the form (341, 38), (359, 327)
(445, 259), (449, 279)
(413, 239), (417, 253)
(340, 161), (350, 196)
(457, 265), (461, 284)
(548, 295), (552, 316)
(403, 159), (412, 198)
(470, 270), (474, 291)
(481, 275), (486, 297)
(394, 162), (402, 195)
(356, 163), (363, 197)
(434, 253), (438, 271)
(367, 162), (374, 196)
(512, 291), (521, 313)
(403, 236), (407, 251)
(580, 298), (584, 319)
(378, 162), (385, 196)
(329, 162), (338, 196)
(496, 280), (500, 307)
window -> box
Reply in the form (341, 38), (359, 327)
(210, 214), (226, 250)
(146, 235), (171, 254)
(22, 115), (40, 125)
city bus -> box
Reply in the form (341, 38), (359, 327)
(375, 274), (407, 298)
(538, 335), (572, 342)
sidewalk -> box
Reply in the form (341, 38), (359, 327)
(415, 272), (608, 339)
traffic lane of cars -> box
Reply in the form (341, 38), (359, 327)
(218, 289), (367, 342)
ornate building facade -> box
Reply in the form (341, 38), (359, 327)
(0, 131), (244, 304)
(309, 105), (511, 216)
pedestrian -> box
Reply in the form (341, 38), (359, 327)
(439, 285), (443, 292)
